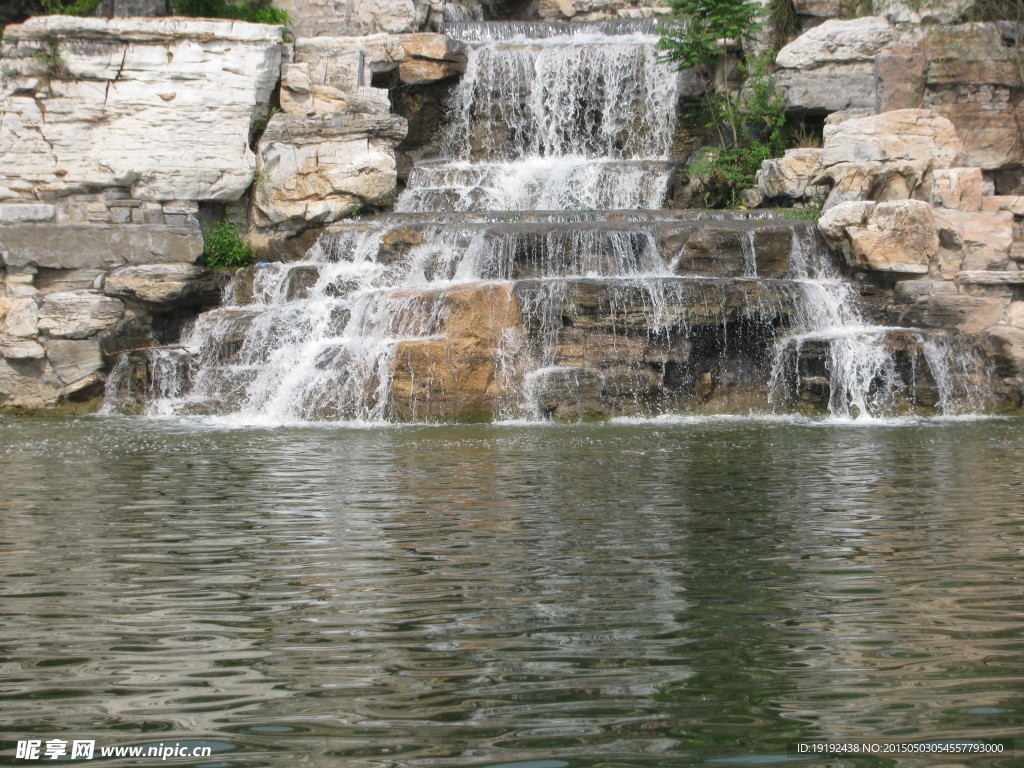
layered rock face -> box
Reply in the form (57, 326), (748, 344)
(0, 17), (282, 407)
(774, 16), (1023, 173)
(252, 33), (467, 236)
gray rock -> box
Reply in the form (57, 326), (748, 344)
(45, 338), (104, 385)
(37, 291), (124, 339)
(0, 204), (55, 224)
(0, 223), (203, 270)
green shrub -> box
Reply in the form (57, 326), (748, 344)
(658, 0), (763, 69)
(686, 55), (788, 207)
(203, 220), (254, 270)
(661, 2), (788, 208)
(173, 0), (292, 25)
(40, 0), (103, 15)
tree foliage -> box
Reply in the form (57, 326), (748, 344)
(173, 0), (291, 25)
(658, 0), (763, 69)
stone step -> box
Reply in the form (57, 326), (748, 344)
(318, 216), (814, 280)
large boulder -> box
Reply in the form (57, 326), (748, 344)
(815, 109), (962, 205)
(253, 113), (408, 230)
(775, 16), (898, 112)
(0, 16), (282, 202)
(819, 200), (937, 273)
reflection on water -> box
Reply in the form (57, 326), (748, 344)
(1, 415), (1023, 767)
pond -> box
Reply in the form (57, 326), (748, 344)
(1, 414), (1022, 766)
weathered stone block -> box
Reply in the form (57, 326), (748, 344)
(0, 17), (282, 202)
(37, 290), (124, 339)
(44, 338), (103, 385)
(776, 17), (897, 112)
(755, 148), (822, 200)
(933, 208), (1013, 271)
(820, 200), (937, 273)
(0, 204), (55, 224)
(0, 297), (40, 338)
(254, 113), (407, 231)
(816, 109), (962, 204)
(931, 167), (983, 211)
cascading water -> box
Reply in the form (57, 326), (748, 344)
(104, 21), (992, 423)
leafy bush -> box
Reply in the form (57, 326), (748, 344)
(173, 0), (292, 25)
(203, 220), (254, 270)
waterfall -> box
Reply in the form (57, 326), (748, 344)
(396, 24), (681, 213)
(104, 22), (993, 423)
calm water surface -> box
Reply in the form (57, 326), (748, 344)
(1, 414), (1023, 767)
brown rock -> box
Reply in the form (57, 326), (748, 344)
(389, 282), (522, 421)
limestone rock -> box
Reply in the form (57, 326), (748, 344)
(275, 0), (445, 37)
(103, 264), (226, 309)
(0, 297), (40, 339)
(986, 325), (1024, 394)
(775, 17), (897, 112)
(777, 17), (897, 70)
(0, 338), (46, 360)
(875, 44), (927, 112)
(755, 148), (822, 200)
(389, 282), (522, 421)
(254, 113), (408, 230)
(1006, 301), (1024, 328)
(819, 200), (937, 273)
(793, 0), (859, 18)
(933, 208), (1013, 271)
(815, 109), (962, 204)
(37, 291), (124, 339)
(0, 204), (56, 224)
(957, 270), (1024, 285)
(532, 0), (669, 21)
(0, 17), (282, 202)
(0, 357), (64, 408)
(894, 293), (1011, 334)
(915, 24), (1023, 170)
(982, 195), (1024, 215)
(873, 0), (973, 23)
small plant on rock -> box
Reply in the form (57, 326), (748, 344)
(40, 0), (103, 16)
(203, 219), (254, 270)
(34, 39), (70, 78)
